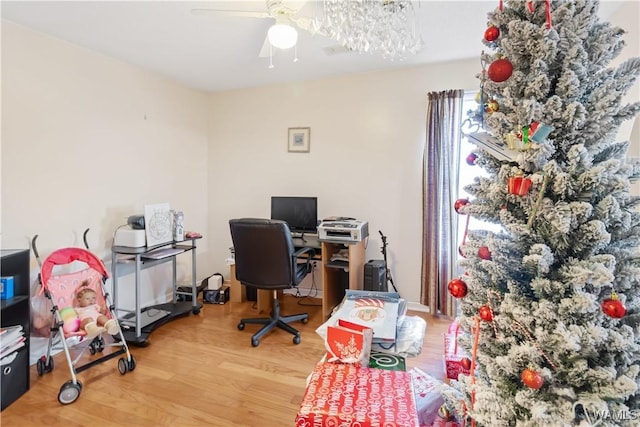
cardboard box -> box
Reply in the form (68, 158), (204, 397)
(295, 362), (419, 427)
(0, 276), (15, 300)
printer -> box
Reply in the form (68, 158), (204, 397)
(114, 226), (147, 248)
(318, 219), (369, 244)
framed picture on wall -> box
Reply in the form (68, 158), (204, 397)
(288, 127), (310, 153)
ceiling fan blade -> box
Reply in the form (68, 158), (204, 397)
(258, 33), (272, 58)
(191, 8), (271, 19)
(291, 16), (316, 33)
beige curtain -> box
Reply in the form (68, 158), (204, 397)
(421, 89), (464, 318)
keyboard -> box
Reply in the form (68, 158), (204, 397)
(142, 247), (184, 260)
(293, 235), (321, 249)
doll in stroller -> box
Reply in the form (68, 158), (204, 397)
(74, 281), (120, 339)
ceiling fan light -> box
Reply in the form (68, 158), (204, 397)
(268, 23), (298, 49)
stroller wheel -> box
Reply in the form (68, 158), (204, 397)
(45, 356), (54, 373)
(97, 336), (105, 353)
(37, 356), (54, 376)
(58, 380), (82, 405)
(118, 358), (128, 375)
(37, 357), (45, 376)
(127, 355), (137, 372)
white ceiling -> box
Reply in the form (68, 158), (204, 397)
(0, 0), (625, 92)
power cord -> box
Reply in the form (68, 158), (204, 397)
(297, 261), (322, 307)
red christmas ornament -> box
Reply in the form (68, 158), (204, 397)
(454, 198), (470, 214)
(484, 25), (500, 42)
(460, 357), (472, 371)
(466, 152), (478, 166)
(478, 246), (492, 260)
(602, 294), (626, 318)
(487, 58), (513, 82)
(479, 305), (494, 321)
(447, 278), (468, 298)
(521, 368), (544, 390)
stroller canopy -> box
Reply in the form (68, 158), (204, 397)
(40, 247), (109, 290)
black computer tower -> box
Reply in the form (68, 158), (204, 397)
(364, 260), (387, 292)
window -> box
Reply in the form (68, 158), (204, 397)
(457, 92), (503, 251)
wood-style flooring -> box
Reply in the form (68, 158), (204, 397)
(0, 295), (451, 426)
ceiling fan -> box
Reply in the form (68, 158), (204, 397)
(191, 0), (321, 58)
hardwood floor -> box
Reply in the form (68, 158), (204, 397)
(1, 295), (451, 426)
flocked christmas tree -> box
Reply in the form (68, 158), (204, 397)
(443, 0), (640, 426)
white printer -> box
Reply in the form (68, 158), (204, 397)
(114, 226), (147, 248)
(318, 219), (369, 244)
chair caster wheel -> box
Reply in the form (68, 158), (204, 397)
(302, 318), (309, 324)
(238, 322), (245, 331)
(293, 335), (301, 345)
(251, 338), (260, 347)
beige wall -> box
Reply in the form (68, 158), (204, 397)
(206, 60), (478, 303)
(1, 21), (210, 309)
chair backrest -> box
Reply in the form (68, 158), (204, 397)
(229, 218), (297, 290)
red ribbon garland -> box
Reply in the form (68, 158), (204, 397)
(460, 317), (481, 427)
(545, 0), (552, 29)
(526, 0), (534, 13)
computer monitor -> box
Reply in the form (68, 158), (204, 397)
(270, 196), (318, 234)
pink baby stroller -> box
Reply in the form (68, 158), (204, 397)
(32, 233), (136, 404)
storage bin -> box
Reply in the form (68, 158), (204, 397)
(1, 347), (28, 410)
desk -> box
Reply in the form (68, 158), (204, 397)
(229, 236), (365, 319)
(111, 238), (203, 346)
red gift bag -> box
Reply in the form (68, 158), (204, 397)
(443, 319), (471, 380)
(325, 319), (373, 367)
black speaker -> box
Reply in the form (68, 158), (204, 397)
(364, 260), (387, 292)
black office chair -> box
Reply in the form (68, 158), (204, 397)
(229, 218), (315, 347)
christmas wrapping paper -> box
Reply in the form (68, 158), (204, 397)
(443, 319), (471, 380)
(295, 362), (419, 427)
(410, 367), (444, 426)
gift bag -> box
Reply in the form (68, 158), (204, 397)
(443, 319), (471, 380)
(325, 319), (372, 367)
(410, 367), (444, 426)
